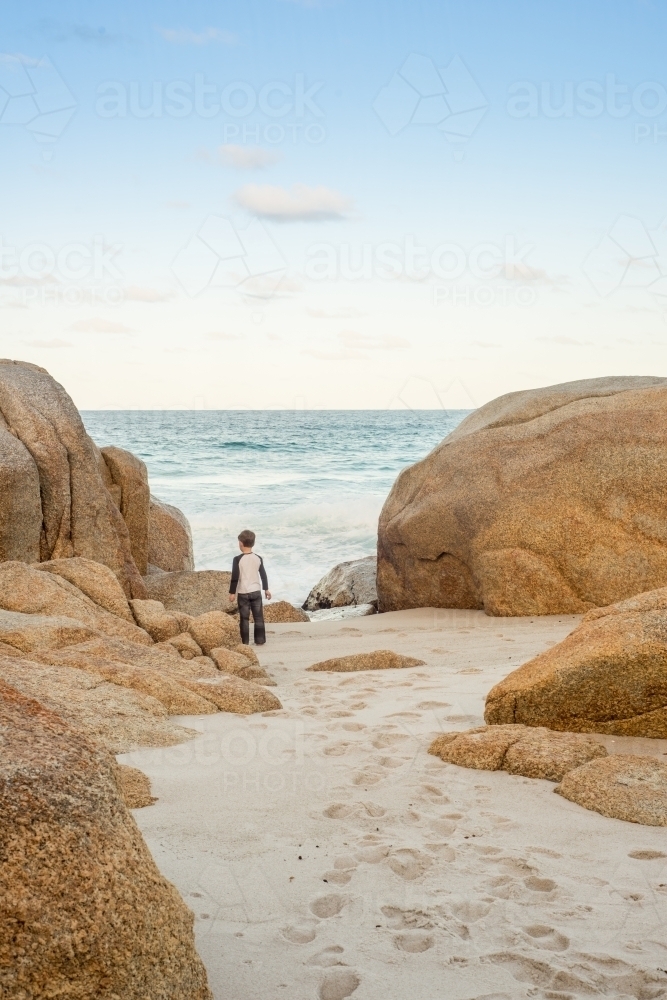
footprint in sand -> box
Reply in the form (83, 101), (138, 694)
(323, 869), (353, 885)
(417, 700), (452, 710)
(381, 905), (433, 930)
(524, 876), (557, 893)
(351, 769), (382, 786)
(324, 803), (355, 819)
(340, 722), (366, 732)
(310, 894), (347, 918)
(355, 844), (389, 863)
(522, 924), (569, 951)
(319, 968), (360, 1000)
(339, 628), (363, 636)
(387, 848), (432, 880)
(306, 945), (345, 966)
(393, 931), (434, 953)
(282, 924), (317, 944)
(628, 849), (667, 860)
(372, 733), (410, 749)
(323, 742), (351, 756)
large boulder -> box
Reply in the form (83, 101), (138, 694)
(101, 446), (150, 575)
(263, 601), (309, 623)
(307, 650), (425, 672)
(148, 496), (194, 573)
(0, 681), (212, 998)
(0, 360), (146, 597)
(303, 555), (377, 611)
(144, 568), (232, 616)
(377, 376), (667, 615)
(485, 587), (667, 737)
(0, 414), (41, 562)
(0, 561), (151, 645)
(556, 755), (667, 826)
(35, 556), (135, 622)
(429, 725), (607, 781)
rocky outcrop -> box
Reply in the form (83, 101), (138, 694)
(0, 360), (146, 597)
(303, 555), (377, 611)
(187, 609), (240, 653)
(130, 598), (191, 642)
(307, 650), (425, 672)
(0, 561), (152, 645)
(193, 674), (281, 713)
(116, 764), (156, 809)
(148, 496), (194, 573)
(377, 376), (667, 615)
(429, 725), (607, 781)
(210, 646), (274, 683)
(264, 601), (309, 623)
(101, 446), (151, 575)
(35, 556), (135, 622)
(0, 415), (41, 562)
(0, 681), (212, 998)
(485, 587), (667, 738)
(144, 568), (232, 616)
(556, 755), (667, 826)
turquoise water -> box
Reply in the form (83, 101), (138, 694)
(82, 411), (468, 604)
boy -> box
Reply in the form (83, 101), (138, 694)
(228, 530), (271, 645)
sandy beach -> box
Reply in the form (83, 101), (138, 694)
(121, 610), (667, 1000)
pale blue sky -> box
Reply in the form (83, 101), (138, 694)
(2, 1), (666, 408)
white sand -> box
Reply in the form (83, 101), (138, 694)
(121, 609), (667, 1000)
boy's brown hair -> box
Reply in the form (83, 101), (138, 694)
(238, 529), (256, 548)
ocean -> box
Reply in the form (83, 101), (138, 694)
(82, 411), (468, 606)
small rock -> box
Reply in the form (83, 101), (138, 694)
(307, 650), (425, 672)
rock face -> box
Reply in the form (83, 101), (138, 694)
(0, 415), (41, 562)
(0, 681), (212, 999)
(556, 755), (667, 826)
(101, 446), (151, 575)
(429, 725), (607, 781)
(263, 601), (309, 623)
(377, 376), (667, 616)
(0, 359), (146, 597)
(0, 561), (152, 645)
(148, 496), (194, 573)
(35, 556), (135, 622)
(144, 568), (232, 616)
(485, 587), (667, 738)
(117, 764), (156, 809)
(303, 555), (377, 611)
(307, 650), (425, 672)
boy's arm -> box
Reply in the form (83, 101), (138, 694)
(228, 555), (240, 601)
(259, 557), (270, 598)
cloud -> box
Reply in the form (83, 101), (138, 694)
(218, 145), (283, 170)
(535, 335), (592, 346)
(206, 331), (244, 341)
(36, 19), (130, 45)
(471, 340), (502, 348)
(124, 286), (174, 303)
(338, 331), (409, 350)
(165, 200), (191, 210)
(23, 338), (72, 349)
(233, 184), (352, 221)
(68, 317), (133, 333)
(156, 26), (238, 45)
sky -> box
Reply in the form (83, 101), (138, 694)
(1, 0), (667, 409)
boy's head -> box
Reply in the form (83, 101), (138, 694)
(238, 529), (255, 551)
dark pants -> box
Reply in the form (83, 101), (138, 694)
(237, 591), (266, 645)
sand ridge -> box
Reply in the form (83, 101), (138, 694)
(121, 609), (667, 1000)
